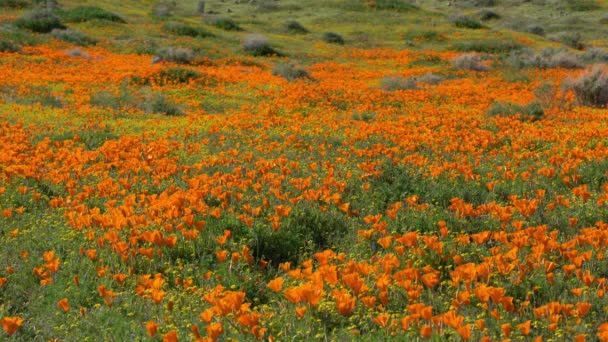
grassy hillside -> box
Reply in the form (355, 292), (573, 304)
(1, 0), (608, 341)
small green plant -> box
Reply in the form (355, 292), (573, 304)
(155, 47), (195, 64)
(525, 25), (545, 36)
(15, 9), (66, 33)
(486, 101), (544, 121)
(144, 93), (183, 116)
(556, 32), (585, 50)
(57, 6), (126, 23)
(133, 68), (202, 86)
(272, 63), (310, 81)
(196, 0), (205, 14)
(351, 111), (376, 122)
(284, 20), (309, 34)
(451, 15), (484, 29)
(567, 0), (600, 11)
(212, 17), (242, 31)
(322, 31), (344, 45)
(153, 0), (177, 18)
(162, 22), (213, 38)
(0, 0), (29, 8)
(380, 75), (417, 91)
(478, 9), (500, 21)
(50, 29), (97, 46)
(452, 53), (489, 71)
(452, 39), (522, 54)
(564, 65), (608, 108)
(0, 39), (21, 53)
(582, 47), (608, 63)
(243, 34), (281, 56)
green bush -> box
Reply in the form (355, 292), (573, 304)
(284, 20), (309, 34)
(133, 68), (202, 86)
(564, 65), (608, 108)
(50, 28), (97, 46)
(162, 22), (213, 38)
(155, 47), (195, 64)
(557, 32), (585, 50)
(0, 40), (21, 53)
(243, 34), (281, 56)
(345, 0), (419, 11)
(451, 15), (484, 29)
(478, 9), (500, 21)
(507, 48), (582, 70)
(322, 31), (344, 45)
(145, 93), (183, 116)
(380, 75), (417, 91)
(453, 39), (523, 54)
(212, 17), (242, 31)
(525, 25), (545, 36)
(0, 0), (29, 8)
(567, 0), (600, 11)
(57, 6), (126, 23)
(486, 101), (544, 121)
(15, 9), (66, 33)
(582, 47), (608, 63)
(272, 63), (310, 81)
(452, 53), (489, 71)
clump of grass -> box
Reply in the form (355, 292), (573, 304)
(272, 63), (310, 81)
(212, 17), (242, 31)
(380, 75), (417, 91)
(567, 0), (600, 11)
(155, 47), (195, 64)
(451, 15), (484, 29)
(133, 68), (202, 86)
(56, 6), (126, 23)
(525, 25), (545, 36)
(0, 39), (21, 53)
(478, 9), (500, 21)
(243, 34), (280, 56)
(153, 0), (177, 18)
(486, 101), (544, 121)
(90, 81), (135, 110)
(552, 32), (585, 50)
(452, 39), (523, 54)
(508, 48), (582, 70)
(417, 72), (445, 85)
(50, 28), (97, 46)
(322, 31), (344, 45)
(15, 9), (66, 33)
(162, 22), (213, 38)
(284, 20), (309, 34)
(452, 53), (490, 71)
(563, 64), (608, 108)
(581, 47), (608, 64)
(351, 111), (376, 122)
(0, 0), (29, 8)
(142, 93), (183, 116)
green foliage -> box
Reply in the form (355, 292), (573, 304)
(0, 0), (29, 8)
(156, 47), (195, 64)
(243, 34), (281, 56)
(132, 68), (202, 86)
(15, 9), (66, 33)
(146, 93), (183, 116)
(162, 22), (213, 38)
(478, 9), (500, 21)
(564, 65), (608, 108)
(322, 31), (344, 45)
(452, 39), (523, 54)
(486, 101), (544, 121)
(0, 39), (21, 53)
(525, 24), (545, 36)
(451, 15), (484, 29)
(50, 29), (97, 46)
(557, 32), (585, 50)
(57, 6), (126, 23)
(343, 0), (419, 11)
(212, 17), (242, 31)
(452, 53), (489, 71)
(284, 20), (309, 34)
(251, 205), (350, 265)
(50, 127), (118, 150)
(566, 0), (600, 11)
(380, 75), (417, 91)
(507, 48), (582, 70)
(272, 62), (310, 81)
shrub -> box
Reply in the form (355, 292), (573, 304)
(153, 0), (177, 18)
(133, 68), (202, 86)
(57, 6), (126, 23)
(359, 0), (419, 11)
(556, 32), (585, 50)
(0, 40), (21, 53)
(196, 0), (205, 14)
(90, 82), (135, 110)
(272, 63), (310, 81)
(162, 22), (213, 38)
(213, 17), (242, 31)
(453, 39), (523, 54)
(452, 53), (489, 71)
(155, 47), (195, 64)
(352, 111), (376, 122)
(600, 15), (608, 24)
(15, 9), (66, 33)
(284, 20), (309, 34)
(416, 72), (445, 85)
(473, 0), (498, 5)
(243, 34), (280, 56)
(50, 29), (97, 46)
(322, 31), (344, 45)
(478, 10), (500, 21)
(145, 93), (183, 116)
(0, 0), (29, 8)
(451, 15), (484, 29)
(581, 47), (608, 63)
(567, 0), (600, 11)
(380, 75), (417, 91)
(564, 65), (608, 107)
(528, 48), (583, 69)
(486, 101), (544, 121)
(525, 25), (545, 36)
